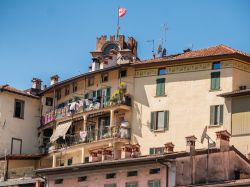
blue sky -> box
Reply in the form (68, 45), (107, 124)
(0, 0), (250, 90)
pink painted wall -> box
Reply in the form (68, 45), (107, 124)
(48, 165), (166, 187)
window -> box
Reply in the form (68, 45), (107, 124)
(150, 111), (169, 131)
(54, 179), (63, 184)
(45, 97), (53, 106)
(104, 184), (116, 187)
(212, 62), (221, 70)
(126, 182), (138, 187)
(148, 180), (160, 187)
(106, 173), (116, 179)
(101, 73), (109, 82)
(73, 82), (78, 92)
(149, 168), (161, 174)
(67, 158), (73, 165)
(88, 77), (94, 87)
(158, 68), (166, 75)
(56, 89), (61, 100)
(210, 105), (224, 125)
(78, 176), (87, 182)
(127, 170), (138, 177)
(119, 69), (127, 78)
(14, 99), (25, 119)
(149, 147), (164, 155)
(84, 156), (89, 163)
(156, 78), (165, 96)
(65, 85), (70, 96)
(211, 72), (220, 90)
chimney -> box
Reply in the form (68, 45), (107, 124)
(31, 78), (42, 90)
(215, 130), (231, 152)
(50, 75), (59, 86)
(118, 35), (125, 49)
(186, 135), (197, 155)
(121, 144), (133, 159)
(110, 35), (115, 42)
(131, 144), (140, 158)
(102, 148), (113, 161)
(164, 142), (175, 153)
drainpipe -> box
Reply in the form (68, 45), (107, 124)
(156, 158), (171, 187)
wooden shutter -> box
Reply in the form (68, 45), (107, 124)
(156, 78), (165, 96)
(219, 105), (224, 125)
(210, 106), (215, 125)
(150, 112), (155, 130)
(164, 111), (169, 130)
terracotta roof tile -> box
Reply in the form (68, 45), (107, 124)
(0, 85), (39, 99)
(138, 44), (250, 64)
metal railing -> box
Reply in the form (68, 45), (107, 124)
(41, 95), (131, 125)
(48, 126), (131, 151)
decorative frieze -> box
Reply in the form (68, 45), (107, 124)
(135, 60), (250, 77)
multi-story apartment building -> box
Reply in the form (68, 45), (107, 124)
(37, 35), (250, 171)
(0, 81), (43, 185)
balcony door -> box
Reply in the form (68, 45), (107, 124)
(99, 116), (110, 139)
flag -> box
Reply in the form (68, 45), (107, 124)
(119, 8), (127, 17)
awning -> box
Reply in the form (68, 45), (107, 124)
(50, 121), (72, 142)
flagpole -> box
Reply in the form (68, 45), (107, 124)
(116, 6), (120, 39)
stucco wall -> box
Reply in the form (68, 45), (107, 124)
(47, 164), (167, 187)
(132, 67), (233, 154)
(0, 92), (40, 156)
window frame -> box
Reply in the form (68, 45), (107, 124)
(106, 173), (116, 179)
(119, 69), (127, 78)
(212, 61), (221, 70)
(158, 68), (166, 75)
(56, 89), (61, 100)
(45, 97), (53, 106)
(210, 105), (224, 126)
(64, 85), (70, 96)
(150, 111), (169, 131)
(210, 71), (221, 90)
(72, 82), (78, 92)
(149, 147), (164, 155)
(149, 168), (161, 175)
(126, 182), (138, 187)
(77, 176), (87, 182)
(148, 179), (161, 187)
(127, 170), (138, 177)
(156, 78), (166, 96)
(14, 99), (25, 119)
(88, 76), (95, 87)
(101, 73), (109, 82)
(54, 179), (63, 184)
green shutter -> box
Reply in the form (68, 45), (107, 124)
(106, 87), (111, 101)
(150, 112), (155, 130)
(149, 148), (154, 155)
(211, 72), (220, 90)
(156, 78), (165, 96)
(84, 93), (89, 99)
(210, 106), (215, 125)
(97, 89), (102, 97)
(219, 105), (224, 125)
(164, 111), (169, 130)
(93, 91), (96, 98)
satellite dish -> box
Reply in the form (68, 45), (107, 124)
(201, 126), (207, 144)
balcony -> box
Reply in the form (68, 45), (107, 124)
(41, 95), (131, 125)
(48, 126), (131, 152)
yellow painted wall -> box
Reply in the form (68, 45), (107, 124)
(0, 92), (40, 156)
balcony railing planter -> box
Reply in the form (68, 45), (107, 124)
(48, 126), (131, 151)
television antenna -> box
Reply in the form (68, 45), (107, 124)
(147, 39), (155, 58)
(200, 126), (216, 184)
